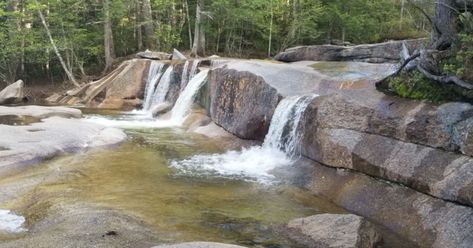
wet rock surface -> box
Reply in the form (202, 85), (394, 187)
(152, 242), (246, 248)
(285, 214), (382, 248)
(275, 39), (426, 63)
(0, 204), (160, 248)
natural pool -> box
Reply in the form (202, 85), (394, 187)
(0, 112), (345, 247)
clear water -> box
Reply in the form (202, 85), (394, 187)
(0, 114), (344, 246)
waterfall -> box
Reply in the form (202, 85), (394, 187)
(151, 66), (174, 108)
(180, 60), (200, 91)
(142, 61), (164, 111)
(180, 60), (190, 89)
(170, 94), (317, 183)
(263, 95), (315, 156)
(170, 70), (209, 124)
(189, 60), (200, 80)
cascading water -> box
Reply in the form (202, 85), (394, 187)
(151, 66), (174, 108)
(180, 60), (200, 91)
(142, 61), (164, 111)
(170, 94), (317, 183)
(263, 95), (314, 156)
(180, 60), (190, 89)
(170, 70), (209, 124)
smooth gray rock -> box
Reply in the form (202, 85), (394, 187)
(305, 161), (473, 248)
(0, 80), (25, 105)
(275, 39), (427, 63)
(152, 242), (246, 248)
(303, 127), (473, 207)
(0, 105), (82, 119)
(286, 214), (382, 248)
(172, 49), (187, 60)
(302, 90), (473, 155)
(0, 106), (126, 176)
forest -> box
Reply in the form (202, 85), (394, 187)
(0, 0), (433, 85)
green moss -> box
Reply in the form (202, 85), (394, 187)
(385, 71), (473, 104)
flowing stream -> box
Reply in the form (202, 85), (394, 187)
(0, 121), (344, 247)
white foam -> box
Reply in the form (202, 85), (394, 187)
(0, 209), (27, 234)
(84, 115), (177, 129)
(170, 146), (292, 184)
(170, 95), (317, 184)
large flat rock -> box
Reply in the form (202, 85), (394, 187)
(299, 90), (473, 206)
(286, 214), (382, 248)
(305, 161), (473, 248)
(0, 105), (82, 119)
(275, 39), (426, 63)
(0, 106), (126, 176)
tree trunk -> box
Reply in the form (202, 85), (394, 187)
(191, 0), (205, 57)
(34, 0), (79, 86)
(142, 0), (156, 50)
(268, 0), (273, 57)
(185, 0), (193, 50)
(103, 0), (115, 73)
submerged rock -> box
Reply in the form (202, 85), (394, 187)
(152, 242), (246, 248)
(275, 38), (426, 63)
(0, 80), (25, 105)
(151, 102), (173, 117)
(286, 214), (382, 248)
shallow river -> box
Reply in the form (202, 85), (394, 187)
(0, 111), (345, 247)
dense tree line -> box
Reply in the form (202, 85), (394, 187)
(0, 0), (431, 85)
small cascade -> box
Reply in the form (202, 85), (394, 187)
(143, 61), (164, 111)
(180, 60), (201, 91)
(170, 70), (209, 124)
(189, 60), (200, 80)
(180, 60), (190, 89)
(151, 66), (174, 107)
(170, 94), (317, 183)
(263, 95), (315, 156)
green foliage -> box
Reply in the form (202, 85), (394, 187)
(0, 0), (432, 84)
(443, 12), (473, 82)
(387, 71), (473, 103)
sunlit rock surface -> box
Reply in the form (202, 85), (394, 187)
(300, 90), (473, 206)
(0, 106), (126, 176)
(305, 163), (473, 248)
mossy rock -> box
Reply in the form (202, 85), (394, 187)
(378, 71), (473, 104)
